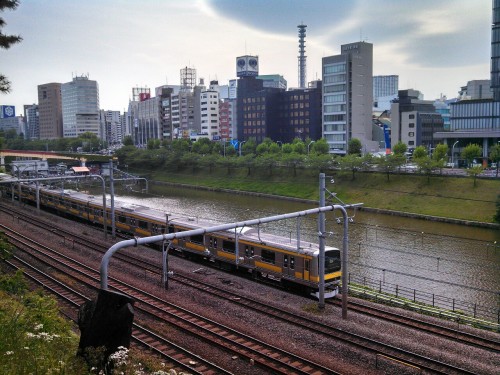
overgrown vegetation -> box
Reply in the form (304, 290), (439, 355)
(0, 234), (187, 374)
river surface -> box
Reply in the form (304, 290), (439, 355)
(109, 184), (500, 319)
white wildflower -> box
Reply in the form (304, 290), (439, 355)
(34, 323), (44, 331)
(5, 351), (14, 356)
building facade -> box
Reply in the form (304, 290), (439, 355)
(100, 110), (123, 146)
(491, 0), (500, 100)
(24, 104), (39, 140)
(322, 41), (376, 154)
(373, 75), (399, 101)
(37, 83), (63, 140)
(61, 76), (100, 138)
(200, 87), (220, 139)
(276, 86), (322, 143)
(458, 80), (493, 100)
(391, 89), (444, 151)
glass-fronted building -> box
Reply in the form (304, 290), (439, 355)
(62, 76), (100, 138)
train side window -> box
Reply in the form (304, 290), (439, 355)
(261, 249), (275, 265)
(191, 234), (203, 245)
(94, 209), (102, 217)
(284, 255), (288, 268)
(168, 224), (175, 233)
(304, 259), (309, 272)
(214, 238), (217, 248)
(245, 246), (249, 257)
(290, 256), (295, 270)
(118, 216), (127, 223)
(222, 240), (235, 253)
(138, 220), (149, 229)
(209, 238), (213, 247)
(130, 218), (136, 226)
(251, 247), (255, 256)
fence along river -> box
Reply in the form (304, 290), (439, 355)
(110, 183), (500, 324)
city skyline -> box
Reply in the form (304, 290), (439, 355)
(1, 0), (492, 113)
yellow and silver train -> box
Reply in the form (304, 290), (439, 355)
(7, 182), (342, 298)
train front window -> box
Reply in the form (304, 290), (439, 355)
(325, 249), (341, 273)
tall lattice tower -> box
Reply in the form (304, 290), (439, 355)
(297, 24), (307, 88)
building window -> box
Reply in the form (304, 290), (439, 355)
(409, 123), (415, 128)
(408, 132), (414, 137)
(409, 114), (415, 119)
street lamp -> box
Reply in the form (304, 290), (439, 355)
(239, 141), (246, 157)
(308, 141), (315, 155)
(452, 141), (459, 167)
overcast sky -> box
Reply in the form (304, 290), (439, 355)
(1, 0), (492, 113)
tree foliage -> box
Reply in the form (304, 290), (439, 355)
(1, 0), (22, 94)
(347, 138), (362, 156)
(392, 142), (407, 156)
(461, 143), (482, 167)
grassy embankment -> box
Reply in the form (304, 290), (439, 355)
(142, 166), (500, 224)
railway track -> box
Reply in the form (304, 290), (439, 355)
(2, 231), (232, 375)
(3, 225), (341, 374)
(3, 202), (499, 355)
(0, 214), (489, 373)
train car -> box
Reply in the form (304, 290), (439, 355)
(5, 182), (342, 298)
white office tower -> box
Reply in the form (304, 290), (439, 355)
(62, 75), (100, 138)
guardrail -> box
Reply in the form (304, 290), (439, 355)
(347, 273), (500, 331)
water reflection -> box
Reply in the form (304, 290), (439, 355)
(111, 184), (500, 316)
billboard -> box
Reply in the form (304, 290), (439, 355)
(139, 93), (151, 102)
(0, 105), (15, 118)
(236, 55), (259, 77)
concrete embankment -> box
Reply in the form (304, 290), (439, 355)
(151, 180), (500, 229)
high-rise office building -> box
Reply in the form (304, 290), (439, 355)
(373, 75), (399, 100)
(322, 41), (376, 154)
(37, 83), (62, 140)
(62, 75), (100, 138)
(491, 0), (500, 100)
(24, 104), (39, 140)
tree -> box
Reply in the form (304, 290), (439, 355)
(339, 154), (362, 180)
(432, 143), (448, 174)
(392, 142), (407, 156)
(376, 154), (402, 181)
(312, 138), (329, 155)
(1, 0), (22, 94)
(416, 156), (439, 183)
(461, 143), (482, 167)
(122, 135), (134, 146)
(489, 144), (500, 178)
(255, 142), (269, 155)
(256, 153), (278, 176)
(412, 145), (428, 160)
(466, 165), (484, 187)
(348, 138), (362, 155)
(282, 152), (304, 177)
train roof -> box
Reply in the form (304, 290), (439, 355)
(33, 184), (339, 255)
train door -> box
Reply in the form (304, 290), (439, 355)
(303, 258), (310, 280)
(283, 254), (291, 276)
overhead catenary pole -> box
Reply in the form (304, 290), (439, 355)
(318, 173), (326, 308)
(100, 202), (356, 319)
(109, 159), (116, 238)
(2, 174), (108, 240)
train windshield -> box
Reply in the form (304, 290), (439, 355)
(324, 249), (341, 273)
